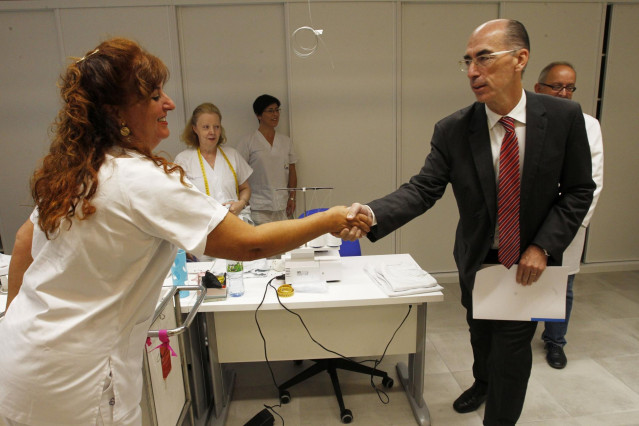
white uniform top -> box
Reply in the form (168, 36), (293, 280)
(174, 146), (252, 204)
(561, 113), (604, 274)
(234, 129), (297, 211)
(0, 149), (228, 425)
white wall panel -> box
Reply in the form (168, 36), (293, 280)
(288, 1), (396, 256)
(0, 10), (61, 252)
(0, 0), (636, 268)
(587, 3), (639, 262)
(177, 4), (289, 149)
(399, 3), (497, 272)
(58, 6), (185, 157)
(507, 2), (604, 116)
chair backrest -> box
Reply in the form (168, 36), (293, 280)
(338, 239), (361, 257)
(298, 208), (362, 257)
(298, 208), (328, 218)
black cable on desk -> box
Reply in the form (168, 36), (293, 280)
(254, 276), (412, 407)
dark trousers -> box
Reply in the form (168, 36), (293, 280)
(460, 263), (538, 426)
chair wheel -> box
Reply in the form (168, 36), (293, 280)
(279, 390), (291, 404)
(340, 409), (353, 423)
(382, 376), (394, 388)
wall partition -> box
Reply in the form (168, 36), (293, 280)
(0, 0), (637, 273)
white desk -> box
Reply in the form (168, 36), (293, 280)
(181, 254), (444, 426)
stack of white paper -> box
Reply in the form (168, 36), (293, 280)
(365, 262), (443, 297)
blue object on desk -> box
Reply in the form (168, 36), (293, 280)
(171, 249), (189, 298)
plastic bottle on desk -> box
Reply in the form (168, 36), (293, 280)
(226, 260), (245, 297)
(171, 249), (189, 298)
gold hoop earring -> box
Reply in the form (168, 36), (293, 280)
(120, 122), (131, 137)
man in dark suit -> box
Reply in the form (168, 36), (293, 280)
(340, 19), (595, 425)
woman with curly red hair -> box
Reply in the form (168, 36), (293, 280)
(0, 38), (370, 425)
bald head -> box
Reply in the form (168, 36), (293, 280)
(534, 62), (577, 99)
(472, 19), (530, 53)
(465, 19), (530, 115)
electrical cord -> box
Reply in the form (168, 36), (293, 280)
(253, 275), (287, 425)
(254, 275), (412, 411)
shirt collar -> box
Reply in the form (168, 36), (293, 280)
(486, 89), (527, 130)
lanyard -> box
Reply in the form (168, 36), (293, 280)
(197, 147), (239, 198)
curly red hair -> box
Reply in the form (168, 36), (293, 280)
(32, 38), (186, 239)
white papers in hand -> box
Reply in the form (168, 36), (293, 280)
(365, 261), (443, 297)
(473, 265), (569, 321)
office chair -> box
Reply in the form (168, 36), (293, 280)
(284, 209), (392, 423)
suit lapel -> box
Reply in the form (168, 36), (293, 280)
(469, 104), (497, 226)
(521, 92), (548, 208)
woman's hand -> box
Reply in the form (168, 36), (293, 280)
(223, 200), (246, 216)
(325, 206), (372, 236)
(286, 198), (296, 218)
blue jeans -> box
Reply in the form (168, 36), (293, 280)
(542, 274), (575, 347)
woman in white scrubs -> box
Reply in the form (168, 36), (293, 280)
(175, 103), (254, 224)
(0, 39), (370, 426)
(235, 94), (298, 225)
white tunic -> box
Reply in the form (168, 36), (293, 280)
(0, 150), (228, 425)
(174, 146), (252, 205)
(234, 130), (297, 211)
(561, 113), (604, 274)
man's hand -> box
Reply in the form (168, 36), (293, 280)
(516, 245), (548, 285)
(332, 203), (374, 241)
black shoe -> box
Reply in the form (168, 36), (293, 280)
(545, 343), (567, 369)
(453, 382), (487, 413)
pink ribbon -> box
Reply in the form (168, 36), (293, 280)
(148, 329), (177, 357)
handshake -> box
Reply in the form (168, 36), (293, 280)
(328, 203), (373, 241)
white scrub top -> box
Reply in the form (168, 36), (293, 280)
(0, 149), (228, 425)
(235, 130), (297, 211)
(175, 146), (252, 205)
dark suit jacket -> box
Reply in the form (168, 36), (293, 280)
(367, 91), (595, 291)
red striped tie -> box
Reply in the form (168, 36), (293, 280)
(497, 116), (520, 269)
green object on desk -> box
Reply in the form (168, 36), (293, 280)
(226, 261), (243, 273)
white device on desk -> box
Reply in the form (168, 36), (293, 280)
(283, 235), (342, 284)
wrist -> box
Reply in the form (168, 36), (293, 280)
(533, 244), (550, 257)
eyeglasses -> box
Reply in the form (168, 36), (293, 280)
(263, 108), (282, 114)
(458, 49), (518, 72)
(538, 83), (577, 93)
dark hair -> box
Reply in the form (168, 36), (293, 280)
(503, 20), (530, 74)
(181, 102), (227, 148)
(504, 20), (530, 52)
(32, 37), (185, 239)
(537, 61), (576, 83)
(252, 94), (280, 116)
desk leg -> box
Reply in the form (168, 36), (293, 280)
(204, 312), (236, 426)
(396, 302), (430, 425)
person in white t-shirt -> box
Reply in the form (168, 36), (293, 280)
(175, 102), (254, 224)
(235, 94), (298, 225)
(0, 39), (370, 426)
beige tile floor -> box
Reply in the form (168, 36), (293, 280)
(222, 270), (639, 425)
